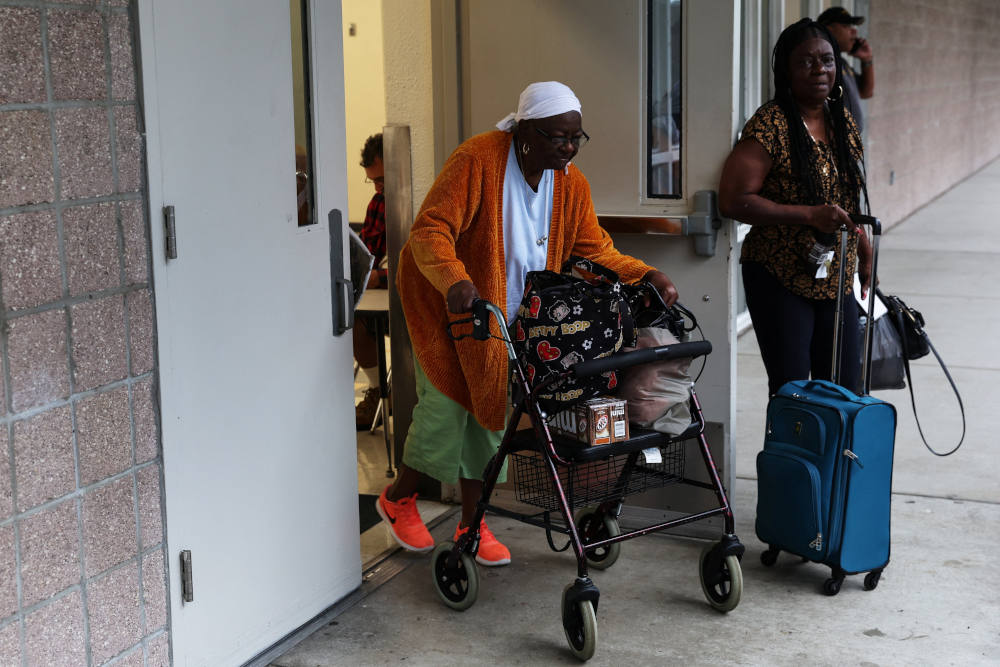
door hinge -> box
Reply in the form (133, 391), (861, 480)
(164, 205), (178, 260)
(180, 549), (194, 602)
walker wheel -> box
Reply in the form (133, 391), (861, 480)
(863, 569), (882, 591)
(575, 507), (621, 570)
(431, 541), (479, 611)
(561, 584), (598, 661)
(760, 548), (779, 567)
(699, 543), (743, 612)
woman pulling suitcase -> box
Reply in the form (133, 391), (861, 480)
(719, 18), (896, 595)
(718, 17), (873, 397)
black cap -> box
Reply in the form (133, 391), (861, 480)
(817, 7), (865, 25)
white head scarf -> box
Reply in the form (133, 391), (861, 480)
(495, 81), (582, 132)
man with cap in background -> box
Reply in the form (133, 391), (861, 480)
(819, 6), (875, 133)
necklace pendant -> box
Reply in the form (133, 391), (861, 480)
(536, 235), (548, 246)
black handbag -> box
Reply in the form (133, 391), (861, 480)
(871, 289), (965, 456)
(625, 281), (698, 341)
(879, 290), (930, 360)
(510, 256), (636, 414)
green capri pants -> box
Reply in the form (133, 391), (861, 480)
(401, 357), (508, 485)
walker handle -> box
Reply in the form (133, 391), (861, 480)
(571, 340), (712, 379)
(446, 299), (494, 341)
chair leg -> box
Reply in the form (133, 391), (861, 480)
(368, 368), (392, 434)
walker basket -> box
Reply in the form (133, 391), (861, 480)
(511, 441), (685, 512)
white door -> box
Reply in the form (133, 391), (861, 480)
(138, 2), (359, 665)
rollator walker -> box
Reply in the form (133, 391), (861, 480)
(432, 299), (744, 661)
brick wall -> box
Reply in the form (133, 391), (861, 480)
(866, 0), (1000, 227)
(0, 1), (168, 665)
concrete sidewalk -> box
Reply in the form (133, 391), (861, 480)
(273, 159), (1000, 666)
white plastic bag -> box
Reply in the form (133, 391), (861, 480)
(617, 327), (692, 435)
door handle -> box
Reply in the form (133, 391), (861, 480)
(328, 209), (354, 335)
(680, 190), (722, 257)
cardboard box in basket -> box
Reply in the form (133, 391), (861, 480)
(548, 396), (629, 446)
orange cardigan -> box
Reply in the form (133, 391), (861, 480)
(397, 130), (655, 431)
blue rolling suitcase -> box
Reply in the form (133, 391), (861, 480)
(755, 217), (898, 595)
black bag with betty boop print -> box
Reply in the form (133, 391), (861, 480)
(509, 256), (637, 415)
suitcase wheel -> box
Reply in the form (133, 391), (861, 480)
(823, 571), (845, 596)
(863, 569), (883, 591)
(760, 547), (779, 567)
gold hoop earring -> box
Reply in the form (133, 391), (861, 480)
(828, 85), (843, 102)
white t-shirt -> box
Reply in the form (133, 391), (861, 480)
(503, 141), (553, 323)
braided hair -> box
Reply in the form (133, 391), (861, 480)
(771, 19), (867, 220)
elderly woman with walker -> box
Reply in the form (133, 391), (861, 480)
(374, 82), (678, 566)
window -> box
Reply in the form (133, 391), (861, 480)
(290, 0), (317, 226)
(647, 0), (682, 198)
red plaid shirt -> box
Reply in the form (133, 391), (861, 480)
(360, 192), (387, 287)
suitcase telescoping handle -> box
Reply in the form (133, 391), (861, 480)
(832, 215), (882, 395)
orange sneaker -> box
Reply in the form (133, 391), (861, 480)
(454, 518), (511, 567)
(375, 486), (434, 553)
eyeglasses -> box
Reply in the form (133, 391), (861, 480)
(534, 127), (590, 149)
(792, 55), (837, 71)
(364, 176), (385, 185)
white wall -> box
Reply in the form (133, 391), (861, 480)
(343, 0), (387, 222)
(381, 0), (437, 212)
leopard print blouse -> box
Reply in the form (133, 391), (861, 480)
(739, 101), (864, 300)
